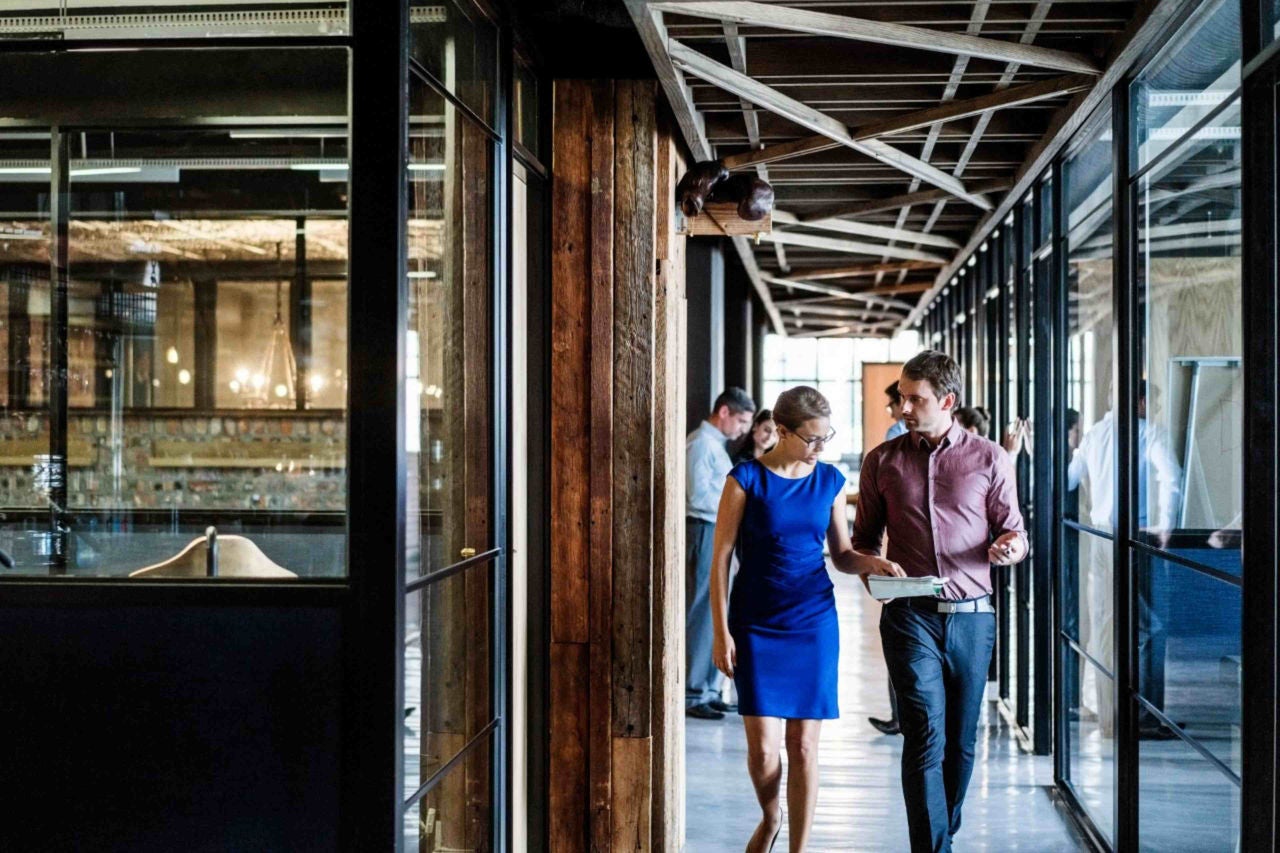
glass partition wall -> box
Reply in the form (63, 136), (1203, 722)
(0, 48), (353, 577)
(0, 2), (521, 849)
(927, 0), (1254, 847)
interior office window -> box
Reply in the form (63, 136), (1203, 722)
(1129, 0), (1241, 174)
(0, 139), (52, 510)
(1132, 0), (1243, 830)
(514, 56), (540, 161)
(1134, 98), (1242, 778)
(412, 0), (499, 128)
(1065, 642), (1116, 845)
(402, 73), (495, 838)
(0, 2), (350, 40)
(0, 46), (350, 578)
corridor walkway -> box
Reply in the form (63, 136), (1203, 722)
(686, 567), (1091, 852)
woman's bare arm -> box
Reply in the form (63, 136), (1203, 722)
(828, 491), (906, 578)
(710, 478), (747, 677)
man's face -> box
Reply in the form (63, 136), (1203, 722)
(897, 375), (955, 435)
(718, 406), (754, 440)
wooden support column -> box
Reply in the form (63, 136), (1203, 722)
(550, 79), (686, 852)
(651, 103), (688, 853)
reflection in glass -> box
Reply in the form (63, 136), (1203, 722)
(1129, 0), (1240, 173)
(1065, 107), (1113, 232)
(412, 0), (498, 126)
(1135, 550), (1241, 774)
(404, 566), (492, 803)
(412, 737), (493, 852)
(0, 49), (351, 577)
(1139, 729), (1239, 851)
(1065, 201), (1115, 534)
(1062, 528), (1116, 699)
(405, 78), (494, 584)
(1066, 651), (1115, 844)
(1136, 100), (1241, 540)
(515, 58), (540, 159)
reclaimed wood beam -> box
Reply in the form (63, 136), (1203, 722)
(781, 261), (944, 281)
(654, 1), (1101, 74)
(773, 209), (960, 250)
(764, 274), (917, 311)
(800, 180), (1013, 221)
(761, 229), (950, 264)
(624, 0), (712, 161)
(668, 39), (993, 210)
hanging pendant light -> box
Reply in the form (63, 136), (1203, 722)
(255, 242), (297, 407)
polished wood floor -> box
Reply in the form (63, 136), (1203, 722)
(687, 566), (1092, 852)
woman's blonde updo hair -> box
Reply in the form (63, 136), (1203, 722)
(772, 385), (831, 431)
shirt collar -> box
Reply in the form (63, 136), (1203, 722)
(914, 417), (965, 451)
(699, 420), (727, 446)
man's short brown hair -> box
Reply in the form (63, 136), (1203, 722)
(902, 349), (962, 403)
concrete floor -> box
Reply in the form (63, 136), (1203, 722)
(686, 567), (1092, 852)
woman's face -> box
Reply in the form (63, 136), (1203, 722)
(753, 419), (777, 450)
(780, 416), (833, 464)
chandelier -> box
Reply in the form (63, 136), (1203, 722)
(229, 242), (296, 408)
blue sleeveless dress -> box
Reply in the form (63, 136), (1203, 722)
(728, 459), (845, 719)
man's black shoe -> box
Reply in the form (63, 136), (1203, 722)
(869, 716), (901, 735)
(708, 699), (738, 714)
(686, 703), (725, 720)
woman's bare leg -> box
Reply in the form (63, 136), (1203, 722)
(784, 719), (822, 852)
(742, 715), (784, 852)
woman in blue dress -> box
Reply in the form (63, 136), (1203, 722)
(709, 386), (904, 852)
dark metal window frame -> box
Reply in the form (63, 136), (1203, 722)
(0, 3), (528, 848)
(1239, 4), (1278, 847)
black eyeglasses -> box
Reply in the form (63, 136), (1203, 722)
(791, 429), (836, 447)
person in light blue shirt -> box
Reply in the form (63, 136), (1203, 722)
(885, 380), (908, 441)
(687, 387), (756, 719)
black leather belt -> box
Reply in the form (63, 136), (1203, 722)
(903, 595), (994, 614)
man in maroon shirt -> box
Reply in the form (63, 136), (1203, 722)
(852, 349), (1026, 853)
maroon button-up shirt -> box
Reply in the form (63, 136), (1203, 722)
(853, 418), (1026, 601)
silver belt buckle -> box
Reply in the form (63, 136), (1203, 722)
(936, 600), (959, 614)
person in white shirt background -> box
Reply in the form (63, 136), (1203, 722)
(687, 387), (756, 720)
(1067, 380), (1182, 738)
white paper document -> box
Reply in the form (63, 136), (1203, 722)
(867, 575), (950, 600)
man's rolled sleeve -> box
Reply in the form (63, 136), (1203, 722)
(986, 452), (1027, 548)
(852, 451), (886, 555)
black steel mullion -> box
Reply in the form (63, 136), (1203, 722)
(1016, 187), (1035, 735)
(1063, 519), (1116, 539)
(1128, 540), (1243, 587)
(1030, 160), (1061, 756)
(1242, 0), (1262, 64)
(1240, 58), (1278, 853)
(344, 0), (409, 847)
(1055, 779), (1115, 853)
(494, 25), (514, 851)
(1112, 82), (1140, 853)
(403, 721), (498, 811)
(1062, 632), (1117, 680)
(404, 548), (500, 594)
(1132, 694), (1242, 786)
(408, 59), (503, 144)
(47, 128), (70, 574)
